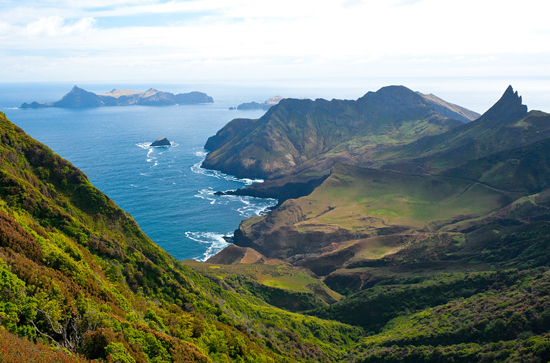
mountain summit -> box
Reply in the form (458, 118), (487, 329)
(482, 85), (528, 122)
(384, 86), (547, 174)
(54, 85), (105, 107)
(202, 86), (478, 179)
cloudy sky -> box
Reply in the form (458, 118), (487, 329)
(1, 0), (549, 89)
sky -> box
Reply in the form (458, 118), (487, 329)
(1, 0), (550, 106)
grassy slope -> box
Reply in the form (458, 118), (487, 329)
(234, 163), (518, 274)
(0, 111), (362, 362)
(442, 134), (550, 194)
(185, 260), (342, 312)
(379, 88), (550, 175)
(311, 188), (550, 361)
(205, 86), (550, 362)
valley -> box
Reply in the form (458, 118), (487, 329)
(2, 84), (550, 362)
(198, 85), (550, 361)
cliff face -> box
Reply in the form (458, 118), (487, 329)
(217, 89), (550, 362)
(231, 86), (550, 269)
(202, 86), (470, 180)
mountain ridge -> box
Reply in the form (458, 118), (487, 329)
(202, 85), (550, 362)
(20, 85), (214, 108)
(202, 85), (476, 180)
(223, 86), (550, 269)
(380, 86), (549, 174)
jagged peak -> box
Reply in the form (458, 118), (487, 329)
(481, 85), (528, 121)
(502, 85), (523, 104)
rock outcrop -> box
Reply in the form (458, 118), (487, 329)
(151, 137), (171, 147)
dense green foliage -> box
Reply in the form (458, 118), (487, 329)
(0, 111), (362, 362)
(347, 268), (550, 362)
(5, 83), (550, 363)
(205, 86), (550, 362)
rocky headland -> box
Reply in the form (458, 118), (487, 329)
(205, 85), (550, 281)
(231, 95), (284, 111)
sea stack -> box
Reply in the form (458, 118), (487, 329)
(151, 137), (171, 147)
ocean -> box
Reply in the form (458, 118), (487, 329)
(0, 83), (282, 261)
(1, 79), (548, 261)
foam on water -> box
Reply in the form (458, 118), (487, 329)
(190, 161), (263, 186)
(188, 150), (277, 259)
(4, 89), (275, 262)
(137, 142), (152, 149)
(190, 149), (264, 186)
(235, 196), (276, 217)
(138, 141), (180, 168)
(184, 231), (231, 261)
(195, 188), (218, 205)
(194, 188), (277, 214)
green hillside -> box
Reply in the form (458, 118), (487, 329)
(202, 86), (468, 180)
(231, 163), (518, 274)
(0, 111), (362, 362)
(382, 86), (550, 174)
(204, 86), (550, 362)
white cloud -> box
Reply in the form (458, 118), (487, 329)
(22, 16), (95, 37)
(1, 0), (550, 83)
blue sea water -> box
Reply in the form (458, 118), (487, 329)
(0, 83), (282, 261)
(1, 79), (549, 261)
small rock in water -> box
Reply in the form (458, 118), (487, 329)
(151, 137), (171, 147)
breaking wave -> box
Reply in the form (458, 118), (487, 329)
(194, 188), (276, 216)
(190, 149), (263, 186)
(185, 231), (231, 261)
(137, 141), (179, 168)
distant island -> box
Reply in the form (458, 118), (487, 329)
(21, 86), (214, 109)
(230, 96), (283, 110)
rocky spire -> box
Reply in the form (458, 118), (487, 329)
(482, 85), (528, 122)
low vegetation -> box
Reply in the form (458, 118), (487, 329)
(0, 111), (362, 362)
(4, 84), (550, 362)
